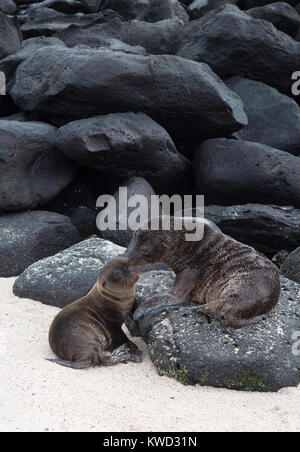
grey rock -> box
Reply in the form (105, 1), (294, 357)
(13, 238), (174, 308)
(55, 17), (183, 55)
(0, 120), (76, 211)
(0, 37), (66, 91)
(98, 177), (156, 247)
(188, 0), (238, 18)
(100, 0), (146, 20)
(226, 77), (300, 155)
(0, 211), (81, 277)
(0, 0), (17, 15)
(238, 0), (298, 9)
(247, 2), (300, 38)
(205, 204), (300, 256)
(56, 113), (191, 193)
(177, 4), (300, 98)
(282, 248), (300, 283)
(0, 13), (22, 61)
(193, 138), (300, 207)
(138, 0), (189, 23)
(27, 0), (88, 15)
(11, 46), (247, 141)
(134, 276), (300, 392)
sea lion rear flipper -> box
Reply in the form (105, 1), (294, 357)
(47, 358), (92, 369)
(110, 341), (142, 364)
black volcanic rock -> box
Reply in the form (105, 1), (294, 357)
(0, 37), (66, 91)
(226, 77), (300, 155)
(0, 211), (81, 277)
(100, 0), (146, 20)
(193, 138), (300, 207)
(0, 13), (22, 61)
(138, 0), (189, 23)
(98, 176), (157, 247)
(11, 46), (247, 141)
(0, 120), (76, 211)
(56, 113), (190, 193)
(27, 0), (88, 15)
(177, 4), (300, 98)
(134, 276), (300, 392)
(0, 0), (17, 15)
(55, 17), (182, 55)
(281, 247), (300, 283)
(188, 0), (238, 18)
(247, 2), (300, 38)
(205, 204), (300, 256)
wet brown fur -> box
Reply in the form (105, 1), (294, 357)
(48, 257), (140, 368)
(127, 217), (281, 329)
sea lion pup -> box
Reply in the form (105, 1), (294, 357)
(48, 257), (142, 369)
(127, 216), (281, 329)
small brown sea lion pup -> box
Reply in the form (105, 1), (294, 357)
(48, 257), (142, 369)
(127, 217), (281, 329)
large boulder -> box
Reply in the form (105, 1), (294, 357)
(20, 10), (119, 39)
(226, 77), (300, 155)
(205, 204), (300, 256)
(55, 17), (183, 55)
(98, 176), (156, 247)
(193, 138), (300, 207)
(100, 0), (147, 20)
(13, 238), (174, 308)
(56, 113), (191, 193)
(0, 120), (76, 211)
(0, 13), (22, 61)
(0, 211), (81, 277)
(247, 2), (300, 38)
(281, 248), (300, 283)
(0, 0), (17, 15)
(138, 0), (189, 22)
(188, 0), (238, 18)
(134, 276), (300, 392)
(0, 37), (66, 91)
(177, 4), (300, 98)
(11, 46), (247, 141)
(27, 0), (89, 15)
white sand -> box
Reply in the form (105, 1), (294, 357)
(0, 277), (299, 433)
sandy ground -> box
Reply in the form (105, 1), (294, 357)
(0, 277), (299, 433)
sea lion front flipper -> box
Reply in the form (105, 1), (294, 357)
(110, 341), (142, 364)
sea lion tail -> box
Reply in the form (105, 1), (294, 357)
(47, 358), (92, 369)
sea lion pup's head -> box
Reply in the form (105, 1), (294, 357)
(126, 217), (176, 268)
(97, 256), (139, 298)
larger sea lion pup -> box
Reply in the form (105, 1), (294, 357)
(126, 216), (281, 329)
(48, 257), (142, 369)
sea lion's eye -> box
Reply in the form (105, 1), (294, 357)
(112, 269), (123, 281)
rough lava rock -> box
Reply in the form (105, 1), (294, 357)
(138, 0), (189, 23)
(11, 46), (247, 141)
(188, 0), (238, 18)
(205, 204), (300, 256)
(247, 2), (300, 38)
(13, 238), (174, 308)
(98, 176), (157, 247)
(55, 17), (183, 55)
(281, 248), (300, 283)
(0, 211), (81, 277)
(100, 0), (147, 20)
(0, 37), (66, 91)
(177, 4), (300, 98)
(193, 138), (300, 207)
(27, 0), (89, 15)
(0, 0), (17, 15)
(226, 77), (300, 155)
(56, 113), (191, 193)
(134, 276), (300, 392)
(0, 120), (76, 211)
(0, 12), (22, 61)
